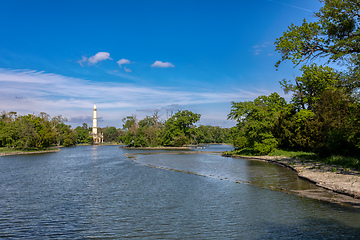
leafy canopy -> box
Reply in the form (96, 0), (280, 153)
(275, 0), (360, 79)
(228, 93), (287, 155)
(280, 63), (341, 110)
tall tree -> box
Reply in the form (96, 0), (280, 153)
(75, 123), (93, 144)
(162, 110), (200, 147)
(102, 126), (121, 142)
(275, 0), (360, 92)
(280, 64), (341, 110)
(120, 115), (140, 147)
(228, 93), (287, 155)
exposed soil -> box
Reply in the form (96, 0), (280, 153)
(225, 155), (360, 208)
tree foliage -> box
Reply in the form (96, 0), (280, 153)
(280, 64), (341, 110)
(275, 0), (360, 96)
(119, 110), (231, 148)
(226, 0), (359, 161)
(275, 0), (360, 68)
(162, 110), (201, 146)
(74, 123), (93, 144)
(228, 93), (287, 155)
(0, 112), (76, 149)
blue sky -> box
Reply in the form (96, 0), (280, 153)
(0, 0), (323, 128)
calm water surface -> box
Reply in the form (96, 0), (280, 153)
(0, 145), (360, 239)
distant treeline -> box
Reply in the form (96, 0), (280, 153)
(117, 110), (234, 147)
(0, 110), (235, 149)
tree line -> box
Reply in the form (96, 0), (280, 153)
(5, 1), (355, 155)
(119, 110), (233, 147)
(0, 112), (77, 148)
(228, 0), (360, 158)
(0, 110), (234, 149)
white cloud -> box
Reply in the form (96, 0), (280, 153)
(0, 68), (271, 127)
(77, 56), (88, 67)
(85, 52), (112, 65)
(151, 60), (175, 68)
(117, 58), (131, 67)
(124, 67), (132, 72)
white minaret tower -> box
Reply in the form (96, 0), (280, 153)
(92, 104), (98, 135)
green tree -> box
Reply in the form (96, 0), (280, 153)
(137, 114), (164, 147)
(32, 115), (58, 148)
(274, 89), (360, 156)
(120, 115), (140, 147)
(75, 123), (93, 144)
(195, 125), (229, 144)
(13, 115), (38, 149)
(57, 123), (77, 147)
(162, 110), (200, 147)
(101, 126), (121, 142)
(280, 64), (341, 110)
(273, 0), (360, 158)
(311, 89), (359, 155)
(228, 93), (287, 155)
(275, 0), (360, 91)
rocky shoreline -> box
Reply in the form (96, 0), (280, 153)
(224, 154), (360, 208)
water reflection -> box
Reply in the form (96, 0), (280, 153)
(128, 145), (360, 208)
(91, 145), (99, 161)
(1, 145), (360, 239)
(131, 151), (315, 190)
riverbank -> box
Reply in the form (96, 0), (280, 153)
(0, 147), (60, 156)
(223, 154), (360, 207)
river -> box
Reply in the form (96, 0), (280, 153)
(0, 145), (359, 239)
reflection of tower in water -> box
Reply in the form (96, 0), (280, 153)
(92, 145), (99, 161)
(91, 104), (103, 144)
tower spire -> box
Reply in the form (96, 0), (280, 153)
(92, 104), (97, 135)
(91, 104), (103, 144)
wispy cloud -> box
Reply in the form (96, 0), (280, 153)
(268, 0), (312, 12)
(124, 67), (132, 72)
(117, 58), (133, 72)
(78, 52), (112, 66)
(151, 60), (175, 68)
(107, 70), (143, 81)
(77, 56), (88, 67)
(251, 42), (272, 55)
(0, 68), (270, 127)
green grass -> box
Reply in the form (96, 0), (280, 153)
(0, 147), (57, 155)
(0, 147), (23, 154)
(223, 148), (259, 156)
(319, 155), (360, 171)
(224, 147), (360, 171)
(223, 148), (314, 158)
(268, 149), (314, 159)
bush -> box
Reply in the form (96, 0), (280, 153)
(253, 138), (278, 155)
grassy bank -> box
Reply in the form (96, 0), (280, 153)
(224, 148), (360, 171)
(0, 147), (59, 156)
